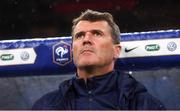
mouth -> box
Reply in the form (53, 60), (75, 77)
(81, 49), (94, 54)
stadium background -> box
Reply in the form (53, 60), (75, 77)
(0, 0), (180, 109)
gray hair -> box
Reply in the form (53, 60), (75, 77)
(72, 9), (120, 44)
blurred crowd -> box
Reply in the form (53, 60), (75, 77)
(0, 0), (179, 40)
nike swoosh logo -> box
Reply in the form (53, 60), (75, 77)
(125, 47), (138, 53)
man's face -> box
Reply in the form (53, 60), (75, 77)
(72, 20), (120, 69)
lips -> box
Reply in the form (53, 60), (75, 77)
(80, 49), (94, 54)
(81, 50), (93, 54)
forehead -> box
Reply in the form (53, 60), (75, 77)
(74, 20), (111, 33)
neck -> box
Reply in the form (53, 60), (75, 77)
(77, 63), (114, 79)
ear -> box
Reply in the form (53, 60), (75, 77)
(71, 42), (74, 51)
(71, 46), (74, 55)
(71, 47), (74, 60)
(113, 44), (121, 59)
(71, 46), (73, 52)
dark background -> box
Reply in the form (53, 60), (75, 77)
(0, 0), (180, 109)
(0, 0), (179, 40)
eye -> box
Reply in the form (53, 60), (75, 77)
(92, 30), (103, 37)
(74, 32), (84, 40)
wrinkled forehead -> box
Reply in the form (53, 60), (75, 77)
(73, 20), (112, 35)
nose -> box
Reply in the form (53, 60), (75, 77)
(83, 32), (93, 45)
(84, 32), (93, 41)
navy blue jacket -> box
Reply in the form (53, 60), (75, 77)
(32, 70), (165, 110)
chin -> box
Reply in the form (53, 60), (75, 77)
(77, 61), (96, 68)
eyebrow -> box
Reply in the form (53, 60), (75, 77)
(91, 29), (104, 34)
(74, 29), (104, 35)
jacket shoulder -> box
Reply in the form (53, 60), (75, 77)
(134, 91), (165, 110)
(32, 79), (73, 110)
(32, 89), (61, 110)
(117, 70), (165, 110)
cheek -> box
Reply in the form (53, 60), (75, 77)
(72, 47), (79, 65)
(97, 43), (114, 59)
(72, 43), (79, 59)
(72, 41), (80, 51)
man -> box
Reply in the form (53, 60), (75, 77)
(32, 9), (165, 110)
